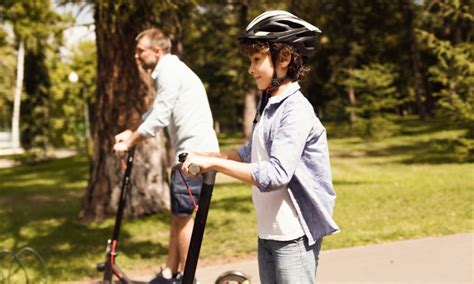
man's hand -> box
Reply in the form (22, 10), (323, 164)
(113, 141), (129, 157)
(115, 130), (133, 143)
(113, 129), (133, 157)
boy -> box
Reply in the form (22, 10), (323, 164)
(181, 11), (339, 283)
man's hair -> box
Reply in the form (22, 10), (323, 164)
(239, 39), (310, 81)
(136, 28), (172, 53)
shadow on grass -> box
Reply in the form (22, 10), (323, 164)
(366, 138), (465, 164)
(0, 155), (171, 280)
(396, 117), (466, 136)
(0, 200), (170, 279)
(0, 156), (91, 194)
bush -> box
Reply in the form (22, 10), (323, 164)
(354, 116), (400, 140)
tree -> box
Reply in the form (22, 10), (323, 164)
(345, 63), (402, 139)
(47, 41), (97, 151)
(0, 28), (15, 132)
(80, 1), (195, 221)
(426, 39), (473, 128)
(0, 0), (65, 155)
(399, 0), (428, 120)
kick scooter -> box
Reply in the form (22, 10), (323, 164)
(97, 149), (250, 283)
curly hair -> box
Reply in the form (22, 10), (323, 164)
(238, 39), (310, 81)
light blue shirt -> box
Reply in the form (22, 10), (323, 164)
(237, 82), (339, 245)
(137, 54), (219, 160)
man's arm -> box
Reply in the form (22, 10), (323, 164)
(113, 121), (146, 155)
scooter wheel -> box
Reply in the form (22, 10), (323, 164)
(215, 270), (250, 284)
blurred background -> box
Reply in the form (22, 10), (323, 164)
(0, 0), (472, 282)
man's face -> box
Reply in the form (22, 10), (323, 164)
(135, 37), (159, 70)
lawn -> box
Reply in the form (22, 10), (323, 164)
(0, 117), (472, 282)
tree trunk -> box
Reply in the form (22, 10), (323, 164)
(401, 0), (426, 121)
(11, 41), (24, 153)
(243, 89), (257, 138)
(79, 2), (169, 221)
(240, 0), (258, 138)
(347, 67), (357, 124)
(343, 0), (357, 125)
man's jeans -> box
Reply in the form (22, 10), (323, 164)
(258, 236), (322, 284)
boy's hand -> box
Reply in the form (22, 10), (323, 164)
(181, 152), (211, 177)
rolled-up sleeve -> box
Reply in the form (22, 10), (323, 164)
(137, 71), (179, 137)
(250, 100), (313, 191)
(237, 136), (252, 163)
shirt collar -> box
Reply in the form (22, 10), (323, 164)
(267, 81), (301, 105)
(151, 53), (174, 80)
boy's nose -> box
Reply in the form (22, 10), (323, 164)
(248, 65), (253, 75)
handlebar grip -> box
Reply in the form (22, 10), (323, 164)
(188, 164), (201, 176)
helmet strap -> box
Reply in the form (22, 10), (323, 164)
(267, 47), (287, 93)
(253, 89), (270, 124)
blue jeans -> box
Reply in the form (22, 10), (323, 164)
(258, 236), (322, 284)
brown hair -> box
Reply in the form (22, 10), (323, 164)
(136, 28), (172, 53)
(239, 39), (310, 81)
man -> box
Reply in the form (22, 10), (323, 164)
(113, 28), (219, 284)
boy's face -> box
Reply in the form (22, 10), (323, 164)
(248, 51), (274, 91)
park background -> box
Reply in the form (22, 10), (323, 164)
(0, 0), (472, 282)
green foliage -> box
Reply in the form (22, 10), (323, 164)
(344, 63), (402, 139)
(93, 0), (195, 37)
(346, 64), (400, 116)
(453, 137), (474, 162)
(1, 0), (65, 50)
(0, 27), (15, 131)
(417, 1), (473, 160)
(182, 3), (245, 131)
(47, 41), (97, 150)
(306, 0), (406, 118)
(418, 31), (473, 129)
(183, 0), (282, 132)
(1, 0), (472, 150)
(0, 0), (70, 155)
(353, 116), (400, 141)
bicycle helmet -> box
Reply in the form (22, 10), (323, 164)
(239, 10), (321, 62)
(241, 11), (322, 123)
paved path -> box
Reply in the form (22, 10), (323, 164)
(192, 232), (473, 284)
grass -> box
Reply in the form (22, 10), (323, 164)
(0, 117), (472, 282)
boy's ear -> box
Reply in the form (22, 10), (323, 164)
(280, 55), (291, 68)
